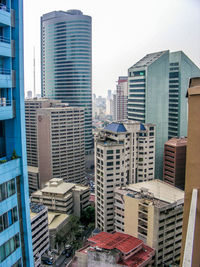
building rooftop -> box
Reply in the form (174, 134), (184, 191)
(127, 179), (184, 204)
(165, 137), (187, 147)
(30, 203), (46, 220)
(77, 232), (155, 266)
(41, 178), (75, 195)
(48, 212), (69, 230)
(28, 166), (39, 173)
(104, 122), (127, 133)
(130, 50), (168, 69)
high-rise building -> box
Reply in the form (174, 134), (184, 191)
(25, 99), (85, 187)
(95, 121), (155, 232)
(163, 137), (187, 190)
(128, 51), (169, 179)
(0, 0), (34, 266)
(27, 90), (32, 99)
(128, 50), (200, 179)
(30, 203), (49, 267)
(114, 180), (184, 266)
(113, 76), (128, 121)
(168, 52), (200, 139)
(41, 10), (92, 152)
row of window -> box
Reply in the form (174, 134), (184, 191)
(0, 234), (20, 263)
(0, 179), (16, 202)
(0, 207), (18, 233)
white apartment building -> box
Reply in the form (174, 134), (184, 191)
(95, 121), (155, 232)
(114, 180), (184, 266)
(31, 178), (90, 217)
(30, 203), (49, 267)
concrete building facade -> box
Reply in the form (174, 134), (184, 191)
(95, 121), (155, 232)
(30, 203), (49, 267)
(41, 10), (93, 152)
(25, 99), (86, 188)
(31, 178), (90, 217)
(114, 180), (184, 266)
(0, 0), (34, 266)
(163, 137), (187, 190)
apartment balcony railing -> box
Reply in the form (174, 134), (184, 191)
(0, 4), (10, 13)
(0, 99), (15, 120)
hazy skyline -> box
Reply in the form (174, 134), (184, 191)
(24, 0), (200, 97)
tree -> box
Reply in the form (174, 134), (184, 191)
(80, 206), (95, 226)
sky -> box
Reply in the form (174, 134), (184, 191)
(24, 0), (200, 98)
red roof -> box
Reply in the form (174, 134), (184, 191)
(88, 232), (143, 254)
(89, 194), (95, 202)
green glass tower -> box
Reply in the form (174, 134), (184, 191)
(41, 10), (92, 152)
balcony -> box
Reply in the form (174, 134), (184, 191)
(0, 158), (21, 178)
(0, 36), (11, 57)
(0, 98), (15, 120)
(0, 68), (12, 87)
(0, 4), (11, 26)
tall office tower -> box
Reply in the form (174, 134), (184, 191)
(128, 51), (169, 179)
(0, 0), (34, 266)
(41, 10), (92, 152)
(163, 137), (187, 190)
(168, 52), (200, 139)
(114, 180), (184, 266)
(27, 90), (32, 99)
(95, 121), (155, 232)
(113, 76), (128, 121)
(37, 103), (85, 186)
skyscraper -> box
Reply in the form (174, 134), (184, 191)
(168, 51), (200, 139)
(41, 10), (92, 152)
(0, 0), (33, 266)
(128, 51), (169, 178)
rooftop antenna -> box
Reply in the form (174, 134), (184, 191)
(33, 46), (36, 97)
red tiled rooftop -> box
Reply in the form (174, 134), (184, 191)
(88, 232), (143, 254)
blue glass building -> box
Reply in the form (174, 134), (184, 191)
(0, 0), (34, 266)
(41, 10), (92, 152)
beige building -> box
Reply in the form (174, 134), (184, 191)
(30, 203), (50, 267)
(25, 99), (86, 188)
(28, 166), (40, 195)
(114, 180), (184, 266)
(95, 121), (155, 232)
(31, 178), (90, 217)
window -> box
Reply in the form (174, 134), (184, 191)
(107, 156), (113, 160)
(0, 207), (18, 233)
(0, 179), (16, 202)
(0, 234), (20, 263)
(107, 162), (113, 166)
(107, 150), (113, 154)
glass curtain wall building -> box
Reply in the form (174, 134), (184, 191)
(0, 0), (33, 266)
(128, 51), (169, 179)
(41, 10), (92, 152)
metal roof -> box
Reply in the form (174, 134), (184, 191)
(104, 123), (127, 133)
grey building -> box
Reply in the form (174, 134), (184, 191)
(30, 203), (49, 267)
(128, 51), (169, 179)
(41, 10), (92, 152)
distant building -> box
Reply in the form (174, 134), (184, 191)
(168, 52), (200, 139)
(25, 99), (85, 187)
(128, 51), (169, 179)
(27, 90), (33, 98)
(31, 178), (90, 217)
(113, 76), (128, 121)
(73, 232), (155, 267)
(95, 121), (155, 232)
(114, 180), (184, 266)
(41, 10), (92, 152)
(28, 166), (40, 195)
(30, 203), (49, 267)
(163, 137), (187, 189)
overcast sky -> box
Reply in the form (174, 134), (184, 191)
(24, 0), (200, 97)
